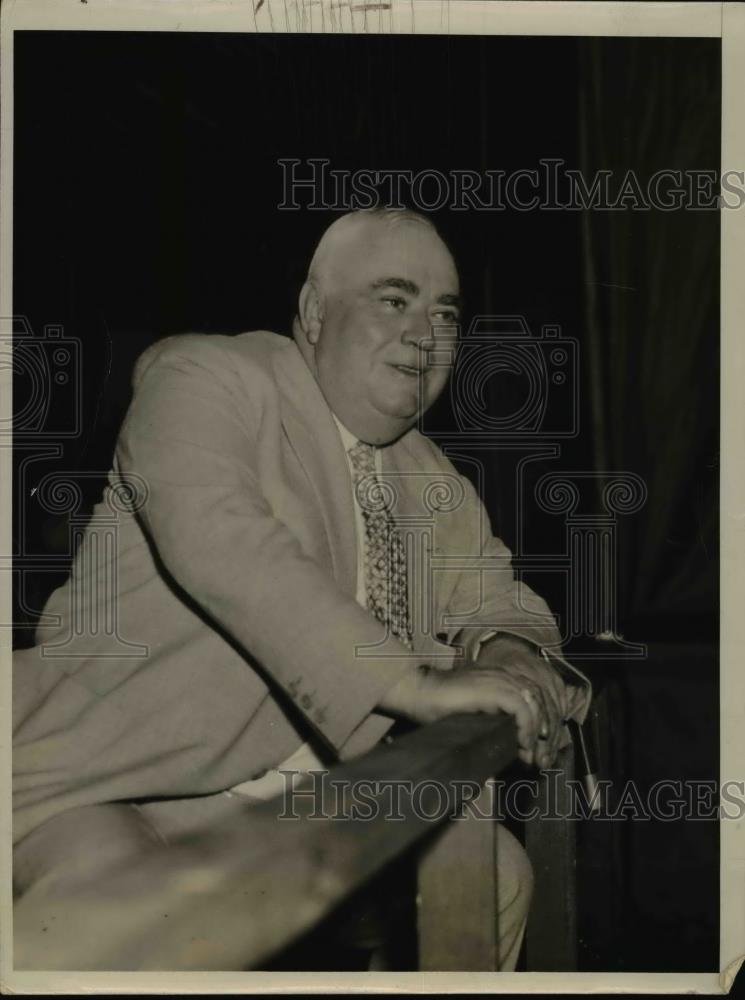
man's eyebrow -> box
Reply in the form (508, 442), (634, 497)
(436, 293), (462, 309)
(370, 278), (461, 309)
(370, 277), (420, 296)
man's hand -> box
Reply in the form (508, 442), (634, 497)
(472, 633), (573, 766)
(377, 664), (549, 767)
(377, 633), (588, 769)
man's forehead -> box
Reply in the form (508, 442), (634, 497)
(343, 223), (459, 289)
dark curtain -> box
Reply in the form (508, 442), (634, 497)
(578, 38), (719, 637)
(575, 37), (720, 971)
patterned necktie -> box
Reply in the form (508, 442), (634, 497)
(348, 440), (413, 649)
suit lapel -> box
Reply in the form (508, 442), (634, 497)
(272, 340), (357, 598)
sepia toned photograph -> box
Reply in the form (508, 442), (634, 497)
(2, 1), (743, 992)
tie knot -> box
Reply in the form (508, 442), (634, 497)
(348, 440), (376, 478)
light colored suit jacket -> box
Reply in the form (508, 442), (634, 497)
(13, 331), (569, 842)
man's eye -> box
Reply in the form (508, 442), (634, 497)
(382, 296), (406, 311)
(432, 310), (460, 324)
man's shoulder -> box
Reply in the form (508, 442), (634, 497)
(132, 330), (293, 389)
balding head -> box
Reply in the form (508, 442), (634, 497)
(306, 209), (441, 299)
(294, 210), (460, 446)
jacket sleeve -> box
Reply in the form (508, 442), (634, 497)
(432, 451), (592, 720)
(115, 336), (422, 755)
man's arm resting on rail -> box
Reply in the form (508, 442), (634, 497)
(420, 454), (590, 765)
(376, 661), (545, 767)
(469, 632), (591, 767)
(116, 336), (424, 757)
(374, 638), (590, 771)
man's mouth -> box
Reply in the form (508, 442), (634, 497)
(392, 364), (426, 377)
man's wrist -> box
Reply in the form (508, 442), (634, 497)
(473, 630), (538, 665)
(376, 663), (431, 720)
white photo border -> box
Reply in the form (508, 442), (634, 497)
(0, 1), (741, 994)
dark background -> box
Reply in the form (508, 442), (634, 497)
(13, 31), (720, 971)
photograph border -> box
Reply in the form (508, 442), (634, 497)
(0, 1), (742, 993)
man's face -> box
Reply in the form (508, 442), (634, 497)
(311, 222), (460, 446)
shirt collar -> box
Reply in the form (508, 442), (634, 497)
(332, 413), (366, 454)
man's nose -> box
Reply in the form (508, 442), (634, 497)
(401, 310), (433, 349)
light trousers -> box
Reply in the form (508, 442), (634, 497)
(14, 792), (533, 972)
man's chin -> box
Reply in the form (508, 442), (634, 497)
(377, 388), (422, 421)
(380, 404), (419, 426)
(362, 409), (418, 447)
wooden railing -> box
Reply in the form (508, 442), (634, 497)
(16, 712), (578, 971)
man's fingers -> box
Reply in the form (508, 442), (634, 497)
(474, 674), (540, 752)
(528, 658), (568, 722)
(485, 656), (566, 729)
(518, 680), (562, 765)
(535, 681), (562, 763)
(407, 667), (553, 758)
(465, 663), (574, 769)
(512, 687), (556, 768)
(472, 669), (555, 762)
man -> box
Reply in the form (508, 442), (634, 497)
(13, 209), (589, 969)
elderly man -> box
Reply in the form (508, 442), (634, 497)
(13, 208), (589, 970)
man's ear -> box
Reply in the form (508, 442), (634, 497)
(298, 280), (324, 345)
